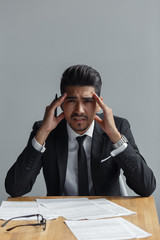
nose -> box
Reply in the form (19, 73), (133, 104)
(75, 101), (85, 114)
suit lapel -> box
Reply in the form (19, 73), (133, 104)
(91, 122), (110, 195)
(55, 120), (68, 195)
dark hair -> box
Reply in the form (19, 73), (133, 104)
(60, 65), (102, 96)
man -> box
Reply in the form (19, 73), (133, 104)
(5, 65), (156, 197)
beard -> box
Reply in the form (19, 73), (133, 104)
(69, 113), (91, 133)
(71, 123), (90, 133)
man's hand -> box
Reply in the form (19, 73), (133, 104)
(35, 93), (67, 145)
(93, 93), (121, 143)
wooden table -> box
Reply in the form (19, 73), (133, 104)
(0, 196), (159, 239)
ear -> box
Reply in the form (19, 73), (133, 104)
(96, 97), (103, 112)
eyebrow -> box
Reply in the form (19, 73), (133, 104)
(66, 97), (94, 100)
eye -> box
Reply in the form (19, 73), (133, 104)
(84, 99), (93, 103)
(66, 99), (76, 103)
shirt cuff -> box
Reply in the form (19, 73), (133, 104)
(110, 143), (128, 157)
(32, 137), (46, 153)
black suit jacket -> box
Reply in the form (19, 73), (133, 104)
(5, 115), (156, 197)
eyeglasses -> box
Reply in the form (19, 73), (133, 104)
(1, 214), (46, 232)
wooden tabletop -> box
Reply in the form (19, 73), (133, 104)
(0, 196), (159, 240)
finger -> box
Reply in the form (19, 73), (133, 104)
(93, 93), (111, 114)
(94, 115), (102, 124)
(56, 112), (65, 123)
(93, 92), (105, 109)
(50, 93), (67, 109)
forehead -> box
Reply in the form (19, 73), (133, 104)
(65, 86), (95, 97)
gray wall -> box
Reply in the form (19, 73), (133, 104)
(0, 0), (159, 219)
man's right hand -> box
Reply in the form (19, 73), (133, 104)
(35, 93), (67, 145)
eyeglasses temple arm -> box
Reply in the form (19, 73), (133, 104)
(1, 214), (40, 227)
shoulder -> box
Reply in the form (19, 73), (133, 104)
(114, 115), (130, 128)
(32, 120), (43, 131)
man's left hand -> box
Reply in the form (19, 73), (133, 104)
(93, 92), (121, 143)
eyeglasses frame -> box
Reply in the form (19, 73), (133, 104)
(1, 214), (46, 232)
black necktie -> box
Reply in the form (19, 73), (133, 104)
(76, 135), (89, 196)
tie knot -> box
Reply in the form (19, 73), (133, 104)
(76, 135), (87, 146)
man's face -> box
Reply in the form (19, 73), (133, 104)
(62, 86), (100, 134)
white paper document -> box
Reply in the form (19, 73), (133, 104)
(36, 198), (135, 220)
(0, 201), (39, 220)
(0, 201), (57, 220)
(65, 217), (152, 240)
(37, 203), (58, 220)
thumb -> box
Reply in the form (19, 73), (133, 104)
(94, 115), (102, 125)
(56, 112), (65, 124)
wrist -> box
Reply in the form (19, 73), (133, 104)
(35, 127), (50, 146)
(32, 137), (46, 153)
(108, 131), (121, 143)
(112, 134), (128, 149)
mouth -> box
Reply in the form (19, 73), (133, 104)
(71, 114), (88, 123)
(72, 117), (86, 123)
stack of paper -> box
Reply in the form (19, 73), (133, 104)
(65, 217), (152, 240)
(36, 198), (135, 220)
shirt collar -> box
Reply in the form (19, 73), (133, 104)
(67, 121), (95, 141)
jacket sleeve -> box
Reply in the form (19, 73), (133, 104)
(5, 122), (44, 197)
(114, 118), (156, 197)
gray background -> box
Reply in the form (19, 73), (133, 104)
(0, 0), (159, 219)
